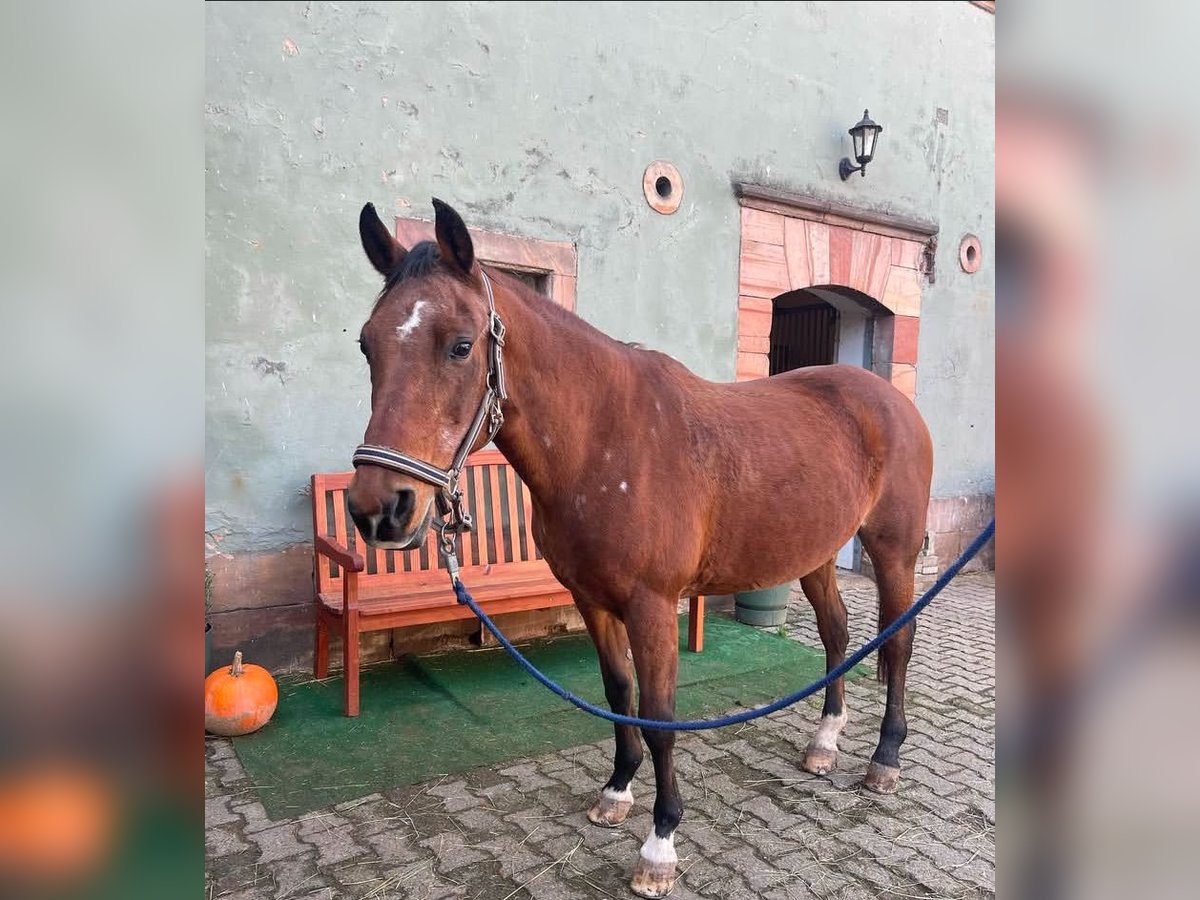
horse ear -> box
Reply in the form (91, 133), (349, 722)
(431, 198), (475, 273)
(359, 202), (406, 278)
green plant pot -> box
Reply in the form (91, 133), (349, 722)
(734, 584), (792, 627)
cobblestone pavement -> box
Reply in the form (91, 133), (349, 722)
(206, 572), (995, 899)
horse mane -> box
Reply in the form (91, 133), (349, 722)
(484, 266), (654, 358)
(381, 241), (440, 296)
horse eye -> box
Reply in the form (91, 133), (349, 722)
(451, 340), (473, 359)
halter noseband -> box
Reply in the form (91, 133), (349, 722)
(352, 270), (507, 559)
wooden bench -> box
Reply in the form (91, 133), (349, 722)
(312, 448), (706, 716)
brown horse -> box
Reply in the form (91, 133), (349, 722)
(347, 200), (933, 897)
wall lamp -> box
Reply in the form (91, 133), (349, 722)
(839, 109), (883, 180)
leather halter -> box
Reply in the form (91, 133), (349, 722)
(352, 270), (507, 545)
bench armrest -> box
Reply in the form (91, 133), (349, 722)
(315, 534), (365, 572)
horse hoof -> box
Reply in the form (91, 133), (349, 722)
(802, 745), (838, 775)
(630, 858), (676, 898)
(863, 761), (901, 794)
(587, 788), (633, 828)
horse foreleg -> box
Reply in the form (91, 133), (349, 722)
(578, 601), (643, 827)
(800, 558), (851, 775)
(626, 598), (682, 899)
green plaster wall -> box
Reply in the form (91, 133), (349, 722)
(206, 1), (994, 554)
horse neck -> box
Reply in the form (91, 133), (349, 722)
(487, 274), (627, 500)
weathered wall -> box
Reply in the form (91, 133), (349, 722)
(206, 2), (994, 667)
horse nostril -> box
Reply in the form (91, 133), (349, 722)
(349, 506), (374, 542)
(386, 488), (416, 526)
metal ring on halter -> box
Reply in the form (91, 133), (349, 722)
(438, 518), (455, 551)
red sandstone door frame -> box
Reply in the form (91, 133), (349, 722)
(734, 184), (937, 403)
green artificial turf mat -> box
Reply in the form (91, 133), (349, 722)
(232, 614), (866, 819)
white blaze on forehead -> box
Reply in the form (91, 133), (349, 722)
(394, 300), (428, 341)
(639, 829), (676, 865)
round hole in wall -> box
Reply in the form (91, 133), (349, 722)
(643, 161), (683, 214)
(959, 234), (983, 274)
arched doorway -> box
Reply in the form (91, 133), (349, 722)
(768, 286), (887, 377)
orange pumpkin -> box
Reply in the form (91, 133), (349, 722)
(204, 650), (278, 736)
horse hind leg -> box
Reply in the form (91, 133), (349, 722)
(577, 602), (643, 828)
(800, 558), (851, 776)
(858, 525), (921, 794)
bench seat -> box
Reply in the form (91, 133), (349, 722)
(317, 569), (574, 625)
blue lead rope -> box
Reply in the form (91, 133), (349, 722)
(452, 519), (995, 731)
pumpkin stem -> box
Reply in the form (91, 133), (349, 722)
(231, 650), (243, 677)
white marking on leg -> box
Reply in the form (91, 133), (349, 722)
(639, 828), (676, 866)
(602, 785), (633, 803)
(812, 709), (849, 752)
(619, 481), (628, 493)
(394, 300), (427, 341)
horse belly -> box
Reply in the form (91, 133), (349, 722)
(692, 464), (870, 594)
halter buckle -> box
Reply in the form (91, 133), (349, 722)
(489, 312), (506, 345)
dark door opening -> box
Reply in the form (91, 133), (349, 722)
(769, 292), (839, 375)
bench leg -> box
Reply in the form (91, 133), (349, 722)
(687, 596), (704, 653)
(314, 608), (330, 680)
(343, 608), (360, 717)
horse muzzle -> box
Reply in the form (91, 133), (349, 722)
(349, 488), (432, 550)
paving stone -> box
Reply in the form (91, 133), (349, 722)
(361, 825), (421, 865)
(231, 798), (276, 834)
(206, 793), (240, 828)
(206, 823), (251, 858)
(425, 778), (481, 813)
(498, 761), (561, 792)
(300, 823), (368, 867)
(249, 823), (310, 864)
(211, 752), (253, 790)
(419, 830), (491, 873)
(452, 805), (506, 834)
(264, 855), (330, 898)
(295, 810), (351, 837)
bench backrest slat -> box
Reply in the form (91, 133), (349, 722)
(312, 449), (546, 594)
(506, 465), (525, 564)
